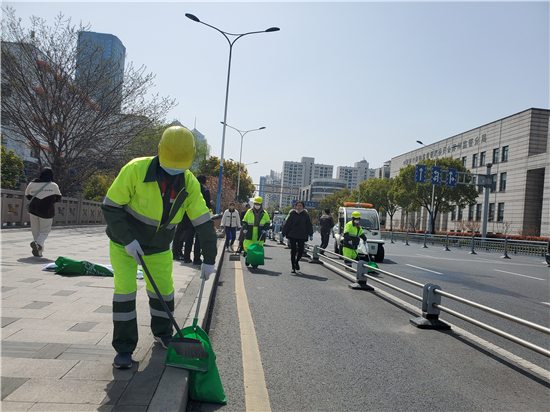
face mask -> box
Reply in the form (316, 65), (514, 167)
(353, 219), (360, 224)
(160, 165), (186, 175)
(254, 205), (261, 210)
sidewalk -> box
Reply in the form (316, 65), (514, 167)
(1, 225), (224, 412)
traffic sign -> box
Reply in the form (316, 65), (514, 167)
(415, 164), (427, 183)
(430, 166), (442, 185)
(446, 168), (458, 187)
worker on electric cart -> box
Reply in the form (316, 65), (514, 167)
(241, 196), (271, 257)
(343, 211), (367, 267)
(101, 126), (217, 370)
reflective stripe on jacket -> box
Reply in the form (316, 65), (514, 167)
(241, 209), (270, 240)
(343, 220), (366, 250)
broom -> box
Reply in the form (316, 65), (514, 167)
(138, 255), (208, 360)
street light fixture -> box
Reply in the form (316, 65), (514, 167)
(223, 121), (265, 203)
(185, 13), (279, 213)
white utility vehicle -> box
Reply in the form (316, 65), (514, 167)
(332, 202), (385, 262)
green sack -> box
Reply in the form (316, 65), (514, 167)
(165, 322), (211, 372)
(246, 242), (265, 266)
(54, 257), (113, 277)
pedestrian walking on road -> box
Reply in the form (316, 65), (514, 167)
(319, 208), (335, 254)
(282, 200), (313, 274)
(25, 167), (62, 257)
(343, 211), (367, 267)
(221, 201), (241, 251)
(182, 174), (212, 265)
(237, 203), (251, 253)
(101, 126), (217, 369)
(242, 197), (270, 257)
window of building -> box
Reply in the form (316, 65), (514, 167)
(490, 174), (497, 192)
(502, 146), (508, 162)
(493, 148), (500, 164)
(480, 151), (486, 166)
(499, 172), (506, 191)
(497, 203), (504, 222)
(451, 206), (456, 221)
(458, 206), (464, 220)
(476, 204), (482, 221)
(488, 203), (495, 222)
(462, 156), (467, 167)
(30, 145), (40, 158)
(468, 205), (474, 221)
(472, 153), (478, 168)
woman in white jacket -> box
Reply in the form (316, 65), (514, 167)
(221, 202), (241, 251)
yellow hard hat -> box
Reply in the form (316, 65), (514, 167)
(352, 211), (361, 218)
(254, 196), (263, 204)
(158, 126), (195, 169)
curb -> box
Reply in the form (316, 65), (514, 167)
(148, 240), (226, 411)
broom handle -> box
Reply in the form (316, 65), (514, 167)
(138, 255), (186, 341)
(194, 276), (206, 321)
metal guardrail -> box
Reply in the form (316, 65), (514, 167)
(303, 242), (550, 358)
(383, 230), (549, 258)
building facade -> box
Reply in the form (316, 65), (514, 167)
(390, 108), (549, 237)
(299, 178), (348, 203)
(336, 160), (370, 190)
(76, 31), (126, 112)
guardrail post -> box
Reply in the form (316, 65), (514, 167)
(349, 262), (374, 291)
(390, 229), (394, 244)
(405, 229), (410, 246)
(310, 245), (323, 264)
(469, 232), (477, 255)
(501, 236), (511, 259)
(410, 283), (451, 329)
(444, 233), (451, 251)
(423, 231), (428, 248)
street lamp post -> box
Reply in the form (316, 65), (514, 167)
(229, 158), (259, 203)
(185, 13), (279, 214)
(222, 122), (264, 203)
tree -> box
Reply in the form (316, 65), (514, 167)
(356, 178), (400, 230)
(1, 145), (24, 189)
(197, 156), (255, 204)
(203, 175), (236, 213)
(82, 172), (115, 202)
(1, 8), (177, 195)
(318, 187), (352, 219)
(395, 157), (478, 233)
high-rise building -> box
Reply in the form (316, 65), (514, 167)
(336, 160), (370, 190)
(76, 31), (126, 112)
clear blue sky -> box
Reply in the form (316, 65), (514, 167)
(4, 1), (549, 189)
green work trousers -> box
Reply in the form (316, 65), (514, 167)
(110, 241), (174, 354)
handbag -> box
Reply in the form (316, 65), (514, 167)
(25, 182), (49, 212)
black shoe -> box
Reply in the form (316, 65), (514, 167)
(154, 336), (171, 349)
(114, 352), (133, 369)
(183, 258), (192, 263)
(295, 262), (300, 271)
(291, 267), (296, 274)
(173, 254), (182, 261)
(193, 259), (202, 265)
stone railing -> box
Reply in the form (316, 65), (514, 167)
(1, 185), (105, 228)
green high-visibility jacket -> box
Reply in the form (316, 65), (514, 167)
(241, 209), (271, 240)
(101, 156), (217, 264)
(343, 220), (367, 250)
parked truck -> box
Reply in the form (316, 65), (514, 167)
(333, 202), (385, 262)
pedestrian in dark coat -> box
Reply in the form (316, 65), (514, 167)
(282, 200), (313, 274)
(183, 175), (211, 264)
(25, 167), (62, 257)
(319, 208), (335, 253)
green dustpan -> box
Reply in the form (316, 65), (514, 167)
(165, 318), (212, 371)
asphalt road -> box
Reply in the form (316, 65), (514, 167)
(187, 233), (549, 412)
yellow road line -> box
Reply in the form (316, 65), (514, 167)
(234, 260), (271, 412)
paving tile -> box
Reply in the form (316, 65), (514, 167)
(94, 305), (112, 314)
(1, 287), (16, 293)
(4, 378), (116, 404)
(1, 342), (47, 358)
(58, 344), (114, 362)
(0, 401), (35, 411)
(18, 279), (42, 284)
(1, 358), (78, 378)
(63, 360), (133, 381)
(31, 343), (70, 359)
(52, 290), (77, 297)
(1, 317), (20, 328)
(69, 322), (99, 332)
(1, 377), (29, 401)
(28, 403), (114, 411)
(21, 301), (53, 310)
(3, 318), (77, 332)
(3, 329), (107, 345)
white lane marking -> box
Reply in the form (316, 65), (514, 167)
(541, 302), (550, 306)
(493, 269), (546, 281)
(406, 264), (443, 275)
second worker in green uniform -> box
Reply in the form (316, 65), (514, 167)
(343, 211), (367, 267)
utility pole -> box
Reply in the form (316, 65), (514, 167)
(481, 163), (493, 239)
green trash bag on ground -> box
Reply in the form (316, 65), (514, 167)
(246, 242), (265, 266)
(54, 257), (114, 277)
(165, 319), (226, 404)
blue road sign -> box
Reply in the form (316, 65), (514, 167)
(446, 168), (458, 187)
(415, 164), (427, 183)
(430, 166), (442, 185)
